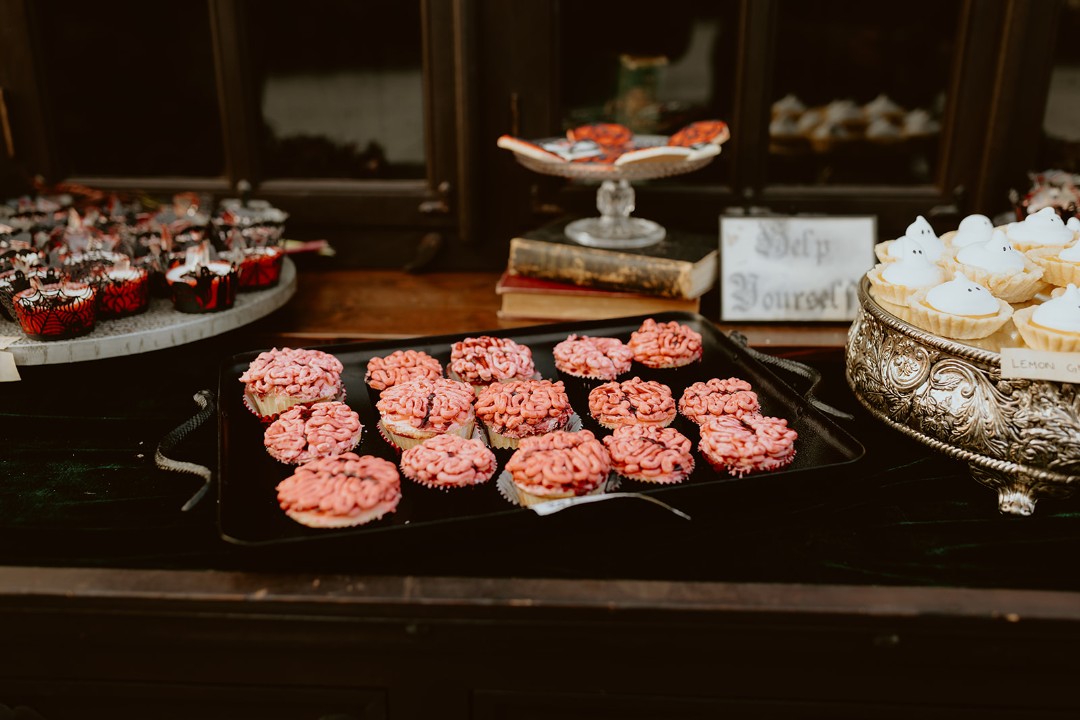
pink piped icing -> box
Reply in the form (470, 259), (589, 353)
(276, 453), (401, 519)
(552, 334), (633, 380)
(449, 336), (536, 385)
(365, 349), (443, 391)
(399, 434), (497, 489)
(263, 401), (362, 465)
(602, 424), (694, 484)
(474, 379), (572, 438)
(505, 429), (611, 496)
(375, 377), (475, 431)
(628, 319), (703, 368)
(240, 347), (344, 402)
(588, 377), (676, 428)
(678, 377), (761, 424)
(698, 414), (797, 477)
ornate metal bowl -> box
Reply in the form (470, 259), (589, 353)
(845, 277), (1080, 516)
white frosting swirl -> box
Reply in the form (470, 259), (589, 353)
(824, 99), (861, 123)
(865, 118), (900, 139)
(795, 109), (822, 134)
(956, 229), (1026, 274)
(772, 94), (805, 117)
(902, 215), (944, 261)
(1060, 240), (1080, 262)
(926, 273), (999, 316)
(1006, 206), (1075, 246)
(1032, 284), (1080, 333)
(769, 115), (800, 137)
(951, 214), (993, 248)
(881, 236), (944, 287)
(1067, 216), (1080, 233)
(863, 94), (902, 118)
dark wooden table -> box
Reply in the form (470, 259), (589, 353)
(1, 268), (1078, 719)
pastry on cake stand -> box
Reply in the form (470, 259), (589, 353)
(499, 121), (729, 250)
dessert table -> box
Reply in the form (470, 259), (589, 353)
(1, 266), (1078, 718)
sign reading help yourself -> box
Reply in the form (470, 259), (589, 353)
(720, 216), (876, 322)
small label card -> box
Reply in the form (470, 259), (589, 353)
(1000, 348), (1080, 383)
(720, 215), (876, 321)
(0, 336), (21, 382)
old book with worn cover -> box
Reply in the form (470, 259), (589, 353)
(496, 272), (699, 322)
(507, 219), (718, 300)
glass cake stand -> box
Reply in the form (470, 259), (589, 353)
(513, 135), (718, 249)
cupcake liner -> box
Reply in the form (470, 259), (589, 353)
(496, 470), (618, 508)
(480, 413), (583, 450)
(1012, 306), (1080, 352)
(284, 502), (395, 529)
(906, 291), (1013, 340)
(377, 418), (476, 453)
(939, 254), (1046, 304)
(243, 386), (346, 424)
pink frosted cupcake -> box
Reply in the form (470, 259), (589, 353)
(449, 335), (536, 392)
(698, 414), (798, 477)
(602, 424), (694, 485)
(400, 434), (497, 490)
(474, 378), (573, 449)
(263, 401), (362, 465)
(375, 377), (476, 451)
(276, 453), (401, 528)
(503, 429), (611, 507)
(678, 377), (761, 425)
(587, 377), (676, 430)
(628, 318), (703, 369)
(552, 334), (633, 382)
(239, 347), (344, 421)
(365, 349), (443, 393)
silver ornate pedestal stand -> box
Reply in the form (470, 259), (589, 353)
(845, 278), (1080, 516)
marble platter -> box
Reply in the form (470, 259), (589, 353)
(2, 257), (296, 366)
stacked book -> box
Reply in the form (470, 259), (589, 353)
(497, 220), (718, 322)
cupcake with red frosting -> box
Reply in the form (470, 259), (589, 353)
(95, 257), (150, 319)
(365, 349), (443, 395)
(587, 377), (676, 430)
(399, 434), (497, 490)
(502, 429), (611, 507)
(240, 347), (345, 421)
(474, 378), (574, 449)
(12, 279), (97, 340)
(263, 401), (362, 465)
(375, 376), (476, 451)
(165, 244), (238, 313)
(698, 414), (798, 477)
(628, 318), (703, 370)
(276, 453), (401, 528)
(602, 424), (695, 485)
(678, 377), (761, 425)
(449, 335), (536, 393)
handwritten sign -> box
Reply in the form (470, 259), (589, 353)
(719, 216), (876, 322)
(1001, 348), (1080, 383)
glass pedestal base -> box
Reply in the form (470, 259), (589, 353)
(564, 217), (666, 249)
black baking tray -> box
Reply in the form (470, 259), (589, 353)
(217, 312), (865, 546)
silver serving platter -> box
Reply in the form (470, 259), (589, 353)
(846, 276), (1080, 516)
(2, 258), (296, 365)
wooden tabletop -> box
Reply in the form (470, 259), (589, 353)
(265, 268), (852, 348)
